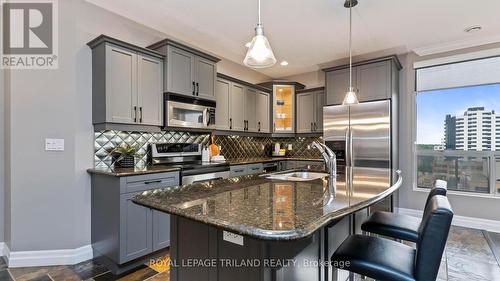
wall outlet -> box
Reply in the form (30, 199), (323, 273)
(45, 138), (64, 151)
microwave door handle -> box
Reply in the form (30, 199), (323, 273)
(203, 108), (209, 126)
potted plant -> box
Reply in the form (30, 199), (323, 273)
(112, 144), (139, 168)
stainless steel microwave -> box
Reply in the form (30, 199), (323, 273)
(164, 94), (216, 129)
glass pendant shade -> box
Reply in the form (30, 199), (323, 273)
(343, 87), (359, 105)
(243, 25), (277, 68)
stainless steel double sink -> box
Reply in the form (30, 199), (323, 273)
(262, 171), (330, 181)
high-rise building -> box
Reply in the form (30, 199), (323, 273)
(444, 115), (456, 150)
(445, 107), (498, 151)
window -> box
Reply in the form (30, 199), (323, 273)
(416, 56), (500, 195)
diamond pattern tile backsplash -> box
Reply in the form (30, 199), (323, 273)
(213, 135), (323, 159)
(94, 130), (323, 168)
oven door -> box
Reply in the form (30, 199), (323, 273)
(167, 101), (212, 129)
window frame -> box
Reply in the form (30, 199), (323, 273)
(412, 58), (500, 198)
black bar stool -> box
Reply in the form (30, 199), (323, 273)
(331, 195), (453, 281)
(361, 180), (447, 242)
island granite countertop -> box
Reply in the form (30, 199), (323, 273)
(133, 166), (402, 241)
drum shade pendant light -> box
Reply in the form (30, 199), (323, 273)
(243, 0), (277, 68)
(342, 0), (359, 105)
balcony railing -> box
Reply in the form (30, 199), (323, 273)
(416, 149), (500, 195)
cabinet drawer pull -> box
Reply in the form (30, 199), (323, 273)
(234, 169), (244, 173)
(144, 180), (162, 185)
(251, 167), (260, 171)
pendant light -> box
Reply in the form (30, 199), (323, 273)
(342, 0), (359, 105)
(243, 0), (277, 68)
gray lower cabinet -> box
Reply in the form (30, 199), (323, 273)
(88, 36), (164, 127)
(153, 210), (171, 251)
(120, 192), (153, 262)
(324, 57), (400, 105)
(230, 163), (264, 177)
(296, 89), (325, 133)
(91, 171), (179, 267)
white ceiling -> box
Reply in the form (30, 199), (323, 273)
(87, 0), (500, 78)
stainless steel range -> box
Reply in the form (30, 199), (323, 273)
(150, 143), (230, 185)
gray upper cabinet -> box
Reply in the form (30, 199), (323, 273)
(296, 89), (325, 133)
(215, 76), (271, 134)
(356, 60), (391, 101)
(167, 46), (195, 97)
(325, 67), (354, 105)
(105, 45), (138, 124)
(324, 56), (401, 105)
(148, 40), (220, 101)
(315, 90), (325, 132)
(137, 54), (163, 126)
(296, 92), (315, 133)
(215, 79), (231, 130)
(245, 88), (257, 132)
(256, 91), (270, 133)
(230, 83), (246, 131)
(88, 35), (164, 128)
(195, 57), (217, 100)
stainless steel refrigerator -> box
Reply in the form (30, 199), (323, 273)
(324, 99), (399, 215)
(323, 99), (397, 169)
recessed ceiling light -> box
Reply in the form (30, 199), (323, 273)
(244, 42), (251, 48)
(280, 61), (289, 66)
(464, 25), (482, 33)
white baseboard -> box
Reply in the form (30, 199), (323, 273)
(398, 208), (500, 233)
(3, 244), (93, 268)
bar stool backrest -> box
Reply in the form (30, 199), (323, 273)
(415, 195), (453, 281)
(423, 180), (448, 216)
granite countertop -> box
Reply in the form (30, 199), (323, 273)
(227, 157), (323, 165)
(87, 165), (181, 177)
(133, 167), (402, 241)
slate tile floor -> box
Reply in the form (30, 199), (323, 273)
(0, 226), (499, 281)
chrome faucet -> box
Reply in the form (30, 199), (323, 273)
(312, 141), (337, 178)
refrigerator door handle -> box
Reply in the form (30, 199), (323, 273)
(349, 128), (354, 167)
(345, 128), (350, 167)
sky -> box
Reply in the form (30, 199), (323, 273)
(417, 83), (500, 144)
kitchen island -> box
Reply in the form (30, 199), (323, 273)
(133, 166), (402, 281)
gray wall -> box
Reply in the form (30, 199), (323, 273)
(0, 68), (5, 243)
(1, 0), (274, 251)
